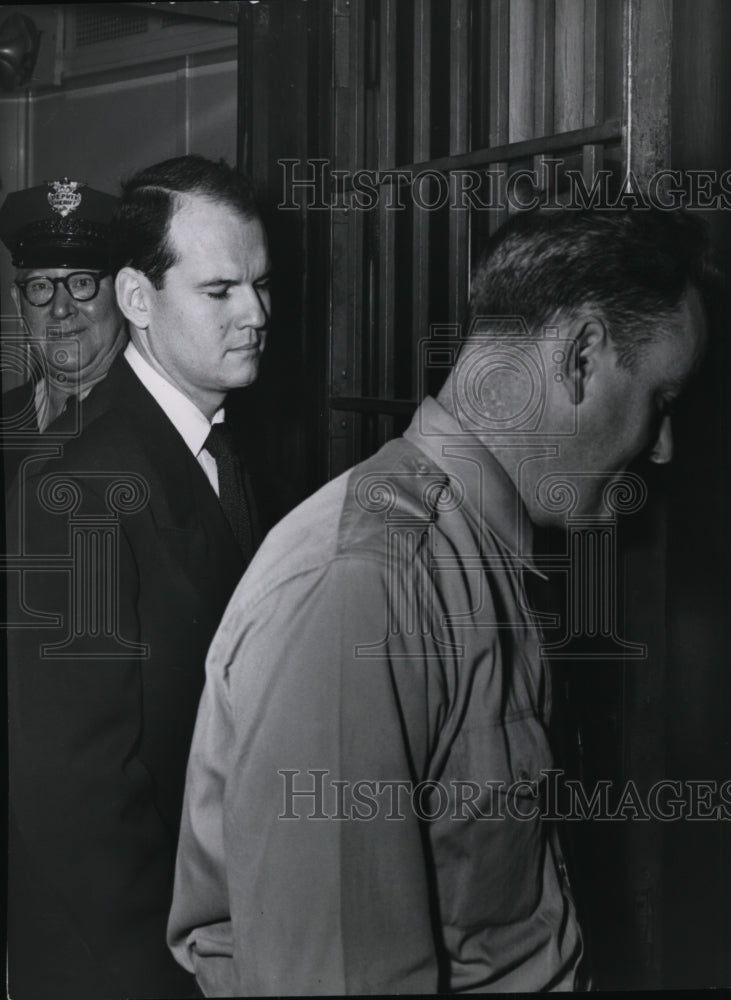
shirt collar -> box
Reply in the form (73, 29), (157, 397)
(124, 341), (223, 459)
(404, 396), (541, 575)
(34, 378), (93, 432)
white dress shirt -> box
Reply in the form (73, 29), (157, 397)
(124, 341), (223, 495)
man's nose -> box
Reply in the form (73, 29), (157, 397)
(235, 286), (268, 329)
(649, 414), (673, 464)
(50, 284), (78, 319)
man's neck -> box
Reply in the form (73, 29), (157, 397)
(128, 334), (224, 421)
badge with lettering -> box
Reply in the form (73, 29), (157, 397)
(47, 179), (82, 217)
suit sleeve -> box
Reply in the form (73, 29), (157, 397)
(7, 471), (199, 998)
(169, 554), (448, 996)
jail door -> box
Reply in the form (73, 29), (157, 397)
(237, 0), (729, 988)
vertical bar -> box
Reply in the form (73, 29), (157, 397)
(624, 0), (672, 184)
(554, 0), (585, 133)
(533, 0), (556, 200)
(448, 0), (470, 325)
(412, 0), (431, 398)
(583, 0), (605, 126)
(471, 0), (492, 147)
(22, 90), (32, 185)
(489, 0), (510, 146)
(175, 55), (192, 156)
(236, 1), (254, 174)
(582, 0), (605, 180)
(250, 2), (271, 186)
(376, 0), (398, 443)
(489, 0), (510, 235)
(534, 0), (556, 137)
(509, 0), (536, 142)
(621, 0), (673, 984)
(330, 0), (366, 476)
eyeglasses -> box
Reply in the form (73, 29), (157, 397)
(15, 271), (110, 307)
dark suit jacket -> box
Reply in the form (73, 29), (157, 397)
(6, 355), (253, 999)
(2, 380), (41, 488)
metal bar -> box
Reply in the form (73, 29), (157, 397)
(412, 0), (431, 399)
(582, 142), (605, 182)
(329, 396), (418, 416)
(619, 1), (673, 983)
(488, 0), (511, 243)
(489, 0), (510, 146)
(375, 118), (622, 178)
(235, 1), (253, 173)
(624, 0), (672, 185)
(448, 0), (470, 324)
(534, 0), (556, 137)
(487, 162), (509, 234)
(249, 2), (270, 186)
(471, 0), (491, 147)
(376, 0), (398, 444)
(175, 55), (192, 156)
(533, 0), (557, 202)
(509, 0), (536, 143)
(554, 0), (585, 133)
(583, 0), (605, 127)
(329, 0), (367, 477)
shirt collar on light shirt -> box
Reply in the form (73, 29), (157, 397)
(124, 341), (223, 460)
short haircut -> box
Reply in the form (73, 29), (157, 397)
(468, 208), (719, 369)
(109, 155), (260, 287)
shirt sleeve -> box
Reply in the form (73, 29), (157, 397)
(169, 553), (447, 996)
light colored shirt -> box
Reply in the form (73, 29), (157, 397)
(124, 341), (223, 494)
(168, 395), (584, 995)
(34, 377), (93, 432)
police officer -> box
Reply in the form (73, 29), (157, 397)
(0, 178), (127, 477)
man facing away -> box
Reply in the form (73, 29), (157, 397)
(169, 208), (714, 995)
(6, 155), (271, 999)
(0, 179), (127, 483)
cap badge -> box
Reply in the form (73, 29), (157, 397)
(47, 178), (82, 218)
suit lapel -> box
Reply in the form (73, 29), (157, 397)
(81, 356), (245, 603)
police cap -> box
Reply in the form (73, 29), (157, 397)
(0, 178), (118, 269)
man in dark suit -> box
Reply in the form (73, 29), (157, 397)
(0, 179), (127, 485)
(6, 155), (271, 999)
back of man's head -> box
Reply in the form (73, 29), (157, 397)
(468, 208), (718, 368)
(109, 155), (259, 288)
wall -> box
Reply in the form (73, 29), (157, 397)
(0, 6), (237, 387)
(665, 0), (731, 987)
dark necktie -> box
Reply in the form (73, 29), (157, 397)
(204, 422), (254, 563)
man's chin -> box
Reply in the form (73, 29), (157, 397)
(229, 358), (261, 388)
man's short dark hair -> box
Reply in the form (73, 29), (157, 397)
(468, 208), (719, 369)
(110, 155), (259, 287)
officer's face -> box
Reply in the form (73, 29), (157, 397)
(137, 194), (270, 418)
(12, 268), (126, 389)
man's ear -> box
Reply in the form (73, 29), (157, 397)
(561, 313), (610, 404)
(115, 267), (153, 330)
